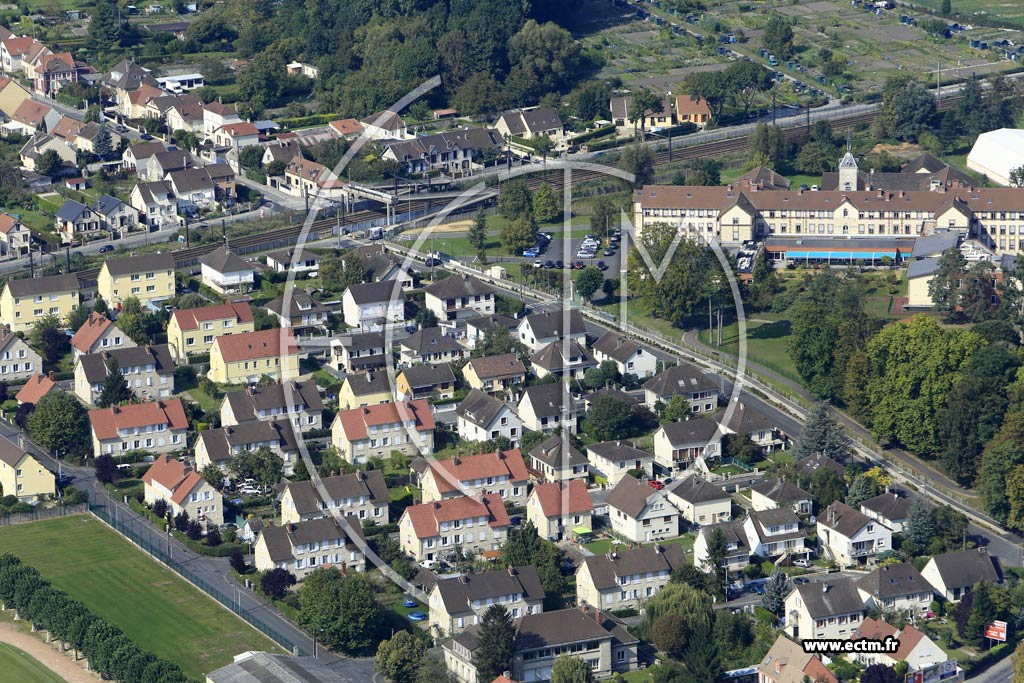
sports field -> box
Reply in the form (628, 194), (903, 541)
(0, 642), (66, 683)
(0, 515), (281, 679)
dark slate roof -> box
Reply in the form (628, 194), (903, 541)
(344, 370), (390, 397)
(860, 492), (911, 522)
(659, 418), (722, 446)
(726, 398), (776, 435)
(435, 566), (545, 614)
(700, 519), (750, 555)
(223, 380), (322, 422)
(259, 515), (364, 563)
(643, 363), (718, 397)
(856, 562), (928, 600)
(907, 257), (941, 279)
(338, 331), (385, 351)
(401, 327), (462, 355)
(521, 107), (563, 133)
(820, 501), (872, 537)
(927, 548), (1000, 588)
(666, 475), (729, 505)
(198, 419), (298, 463)
(456, 389), (509, 428)
(605, 475), (658, 518)
(282, 470), (388, 518)
(747, 508), (805, 543)
(750, 479), (811, 504)
(424, 274), (495, 299)
(93, 194), (124, 216)
(911, 231), (959, 258)
(78, 344), (173, 383)
(102, 252), (175, 276)
(465, 314), (518, 334)
(794, 453), (845, 478)
(521, 309), (586, 340)
(346, 280), (405, 305)
(454, 607), (637, 653)
(465, 353), (526, 379)
(902, 152), (946, 174)
(201, 246), (253, 274)
(400, 363), (456, 389)
(56, 198), (89, 221)
(530, 340), (595, 372)
(581, 544), (686, 591)
(5, 273), (79, 297)
(265, 290), (331, 320)
(592, 330), (644, 363)
(583, 387), (638, 406)
(587, 440), (652, 465)
(521, 383), (574, 418)
(207, 651), (369, 683)
(528, 435), (587, 469)
(791, 577), (865, 618)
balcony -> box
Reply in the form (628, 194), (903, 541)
(847, 543), (875, 558)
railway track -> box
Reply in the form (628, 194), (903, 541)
(66, 95), (967, 283)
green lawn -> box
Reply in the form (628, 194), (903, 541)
(0, 642), (65, 683)
(0, 515), (282, 679)
(698, 314), (800, 384)
(584, 533), (694, 556)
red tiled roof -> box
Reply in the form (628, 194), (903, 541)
(335, 399), (434, 441)
(129, 84), (163, 106)
(329, 118), (363, 136)
(212, 328), (297, 363)
(12, 99), (50, 126)
(88, 399), (188, 441)
(220, 122), (259, 137)
(204, 101), (236, 116)
(15, 372), (55, 405)
(532, 479), (593, 517)
(675, 94), (711, 117)
(891, 625), (927, 661)
(70, 312), (113, 353)
(2, 36), (35, 56)
(142, 454), (205, 505)
(0, 213), (18, 234)
(171, 301), (252, 331)
(403, 493), (509, 539)
(427, 449), (527, 494)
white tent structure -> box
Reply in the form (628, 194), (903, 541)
(967, 128), (1024, 186)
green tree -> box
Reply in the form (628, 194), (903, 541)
(27, 391), (90, 459)
(117, 297), (161, 345)
(795, 140), (837, 175)
(845, 475), (879, 509)
(260, 568), (296, 600)
(322, 251), (367, 292)
(685, 70), (731, 122)
(929, 247), (968, 321)
(761, 570), (789, 616)
(763, 14), (795, 60)
(227, 446), (284, 489)
(96, 358), (134, 408)
(861, 664), (900, 683)
(879, 74), (936, 142)
(298, 569), (382, 654)
(29, 313), (67, 366)
(551, 654), (595, 683)
(727, 60), (773, 115)
(749, 124), (786, 169)
(474, 604), (515, 683)
(570, 81), (611, 122)
(793, 402), (851, 463)
(702, 527), (728, 597)
(660, 395), (692, 423)
(1009, 166), (1024, 188)
(575, 267), (603, 301)
(238, 50), (287, 111)
(36, 150), (63, 177)
(375, 630), (426, 683)
(505, 20), (581, 104)
(747, 251), (779, 312)
(652, 612), (690, 659)
(965, 581), (998, 647)
(810, 468), (846, 511)
(468, 208), (489, 264)
(681, 158), (722, 186)
(88, 0), (122, 49)
(629, 88), (663, 139)
(590, 195), (618, 239)
(93, 124), (113, 157)
(620, 143), (655, 187)
(941, 0), (951, 13)
(585, 395), (636, 441)
(502, 216), (538, 255)
(904, 498), (936, 551)
(239, 145), (265, 171)
(498, 179), (532, 220)
(532, 183), (559, 223)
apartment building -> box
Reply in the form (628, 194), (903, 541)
(88, 399), (189, 457)
(331, 400), (435, 464)
(399, 493), (510, 562)
(97, 253), (176, 306)
(0, 273), (79, 333)
(279, 470), (389, 525)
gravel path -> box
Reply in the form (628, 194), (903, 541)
(0, 619), (101, 683)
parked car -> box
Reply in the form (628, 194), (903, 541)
(98, 244), (114, 253)
(523, 248), (539, 258)
(534, 260), (544, 268)
(555, 260), (564, 269)
(423, 257), (442, 267)
(603, 248), (615, 256)
(597, 261), (608, 271)
(648, 480), (664, 490)
(543, 260), (555, 268)
(573, 261), (585, 269)
(793, 577), (810, 585)
(793, 559), (811, 568)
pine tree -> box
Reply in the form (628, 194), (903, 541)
(965, 581), (997, 647)
(93, 124), (113, 157)
(792, 401), (852, 463)
(96, 358), (133, 408)
(88, 0), (122, 50)
(940, 0), (951, 15)
(468, 208), (488, 264)
(904, 498), (936, 550)
(929, 247), (967, 321)
(844, 475), (879, 509)
(474, 605), (515, 683)
(702, 527), (728, 598)
(761, 570), (789, 616)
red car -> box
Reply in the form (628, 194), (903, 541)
(648, 480), (664, 490)
(573, 261), (585, 269)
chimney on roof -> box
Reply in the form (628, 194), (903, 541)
(102, 351), (111, 360)
(111, 405), (120, 414)
(453, 456), (461, 466)
(361, 407), (369, 415)
(823, 583), (830, 592)
(592, 606), (602, 625)
(459, 574), (469, 584)
(355, 470), (364, 481)
(654, 544), (662, 554)
(226, 426), (233, 434)
(508, 565), (517, 576)
(47, 371), (54, 380)
(433, 501), (441, 510)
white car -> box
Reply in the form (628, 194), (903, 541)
(793, 558), (811, 568)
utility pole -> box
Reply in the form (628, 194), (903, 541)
(65, 244), (70, 272)
(772, 92), (777, 125)
(668, 127), (673, 163)
(28, 247), (34, 278)
(184, 217), (190, 248)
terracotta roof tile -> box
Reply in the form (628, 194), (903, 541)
(212, 328), (297, 363)
(171, 301), (253, 331)
(70, 312), (113, 354)
(403, 493), (509, 539)
(15, 372), (55, 405)
(142, 454), (206, 505)
(88, 398), (188, 442)
(335, 399), (434, 441)
(532, 479), (592, 517)
(427, 450), (527, 494)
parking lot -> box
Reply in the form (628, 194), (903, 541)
(519, 230), (625, 276)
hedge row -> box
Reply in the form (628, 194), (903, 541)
(0, 554), (194, 683)
(572, 124), (617, 144)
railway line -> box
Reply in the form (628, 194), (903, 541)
(61, 93), (967, 284)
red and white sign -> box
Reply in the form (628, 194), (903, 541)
(984, 620), (1007, 642)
